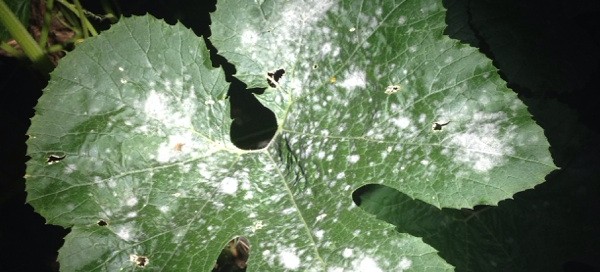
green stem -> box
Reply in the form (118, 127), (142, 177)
(56, 0), (98, 37)
(38, 0), (55, 48)
(47, 44), (64, 53)
(58, 4), (81, 38)
(0, 0), (53, 73)
(100, 0), (117, 23)
(0, 41), (23, 57)
(72, 0), (88, 38)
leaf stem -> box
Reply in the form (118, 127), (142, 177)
(38, 0), (55, 48)
(0, 41), (23, 57)
(58, 4), (81, 38)
(100, 0), (118, 23)
(73, 0), (88, 38)
(56, 0), (98, 37)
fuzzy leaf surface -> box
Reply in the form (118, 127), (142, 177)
(26, 15), (449, 271)
(27, 0), (558, 270)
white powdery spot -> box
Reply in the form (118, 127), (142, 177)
(144, 91), (166, 117)
(339, 69), (366, 90)
(347, 154), (360, 164)
(392, 116), (410, 129)
(241, 29), (258, 45)
(399, 257), (412, 270)
(356, 256), (382, 272)
(342, 248), (353, 258)
(398, 15), (407, 25)
(143, 90), (195, 129)
(315, 213), (327, 221)
(126, 197), (138, 207)
(314, 229), (325, 239)
(219, 177), (239, 195)
(321, 42), (332, 56)
(450, 133), (504, 171)
(115, 225), (134, 241)
(279, 249), (301, 269)
(64, 164), (77, 174)
(279, 1), (335, 39)
(251, 220), (264, 232)
(282, 207), (296, 215)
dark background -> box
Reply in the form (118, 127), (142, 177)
(1, 0), (599, 271)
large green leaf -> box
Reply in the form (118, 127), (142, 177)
(26, 0), (556, 270)
(26, 15), (449, 271)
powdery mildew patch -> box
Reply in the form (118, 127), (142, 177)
(219, 177), (239, 195)
(141, 81), (211, 162)
(278, 249), (301, 269)
(225, 0), (336, 104)
(439, 109), (516, 172)
(114, 222), (138, 242)
(339, 67), (367, 91)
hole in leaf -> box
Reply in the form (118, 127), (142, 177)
(97, 220), (108, 226)
(312, 64), (318, 69)
(203, 26), (277, 150)
(229, 82), (277, 150)
(46, 154), (66, 165)
(267, 68), (285, 87)
(351, 184), (371, 206)
(385, 85), (402, 95)
(129, 254), (149, 267)
(213, 236), (250, 272)
(432, 121), (450, 131)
